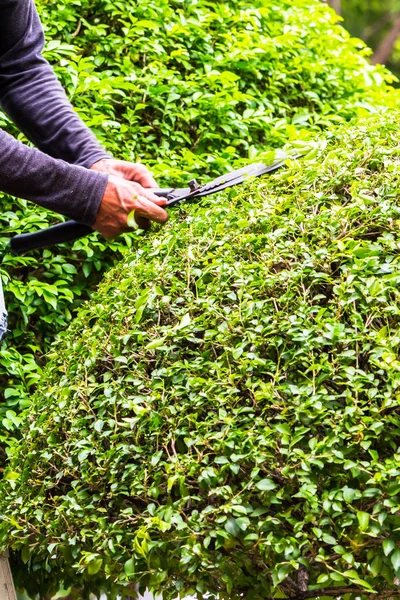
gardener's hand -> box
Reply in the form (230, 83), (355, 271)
(90, 158), (157, 188)
(93, 175), (168, 239)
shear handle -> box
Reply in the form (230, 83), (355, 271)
(10, 221), (92, 255)
(9, 188), (174, 255)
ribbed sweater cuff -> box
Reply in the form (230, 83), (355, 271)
(75, 167), (109, 226)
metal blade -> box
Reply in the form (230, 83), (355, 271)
(165, 188), (192, 207)
(195, 160), (287, 197)
(165, 158), (289, 207)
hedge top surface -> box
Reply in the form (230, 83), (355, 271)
(3, 111), (400, 599)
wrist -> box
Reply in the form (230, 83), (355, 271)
(93, 176), (130, 237)
(90, 158), (113, 173)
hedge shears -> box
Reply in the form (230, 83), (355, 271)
(9, 158), (289, 255)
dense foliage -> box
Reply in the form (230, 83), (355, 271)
(0, 0), (395, 458)
(1, 0), (400, 597)
(3, 112), (400, 599)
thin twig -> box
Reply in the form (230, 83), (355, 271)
(72, 19), (82, 37)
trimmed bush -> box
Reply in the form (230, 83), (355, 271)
(3, 112), (400, 599)
(0, 0), (396, 443)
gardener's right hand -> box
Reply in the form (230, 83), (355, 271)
(93, 175), (168, 239)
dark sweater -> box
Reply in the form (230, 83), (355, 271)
(0, 0), (110, 225)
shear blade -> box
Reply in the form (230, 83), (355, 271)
(196, 159), (286, 197)
(165, 157), (289, 207)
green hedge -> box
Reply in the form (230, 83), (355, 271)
(0, 0), (395, 453)
(3, 111), (400, 599)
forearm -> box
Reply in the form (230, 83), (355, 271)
(0, 66), (110, 168)
(0, 0), (110, 167)
(0, 128), (108, 225)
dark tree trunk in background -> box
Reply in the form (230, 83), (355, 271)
(371, 13), (400, 65)
(327, 0), (341, 15)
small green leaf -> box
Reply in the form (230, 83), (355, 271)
(383, 539), (396, 557)
(322, 533), (336, 545)
(124, 557), (135, 576)
(87, 558), (103, 575)
(178, 313), (191, 329)
(146, 337), (166, 350)
(391, 549), (400, 572)
(94, 420), (104, 432)
(343, 486), (356, 503)
(370, 554), (382, 577)
(4, 470), (19, 481)
(21, 545), (30, 564)
(255, 478), (277, 492)
(357, 511), (370, 531)
(151, 451), (163, 466)
(225, 518), (241, 537)
(237, 219), (249, 228)
(343, 553), (354, 565)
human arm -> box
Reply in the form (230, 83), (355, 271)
(0, 128), (108, 224)
(0, 0), (109, 167)
(0, 0), (167, 233)
(0, 0), (109, 224)
(0, 127), (168, 232)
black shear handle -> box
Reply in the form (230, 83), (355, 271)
(10, 188), (173, 255)
(10, 221), (92, 255)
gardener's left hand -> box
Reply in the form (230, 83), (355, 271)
(90, 158), (157, 188)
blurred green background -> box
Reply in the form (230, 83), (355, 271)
(328, 0), (400, 77)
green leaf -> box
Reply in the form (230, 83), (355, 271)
(343, 486), (356, 503)
(21, 545), (30, 564)
(124, 558), (135, 576)
(383, 539), (396, 557)
(178, 313), (191, 329)
(237, 219), (249, 228)
(146, 337), (166, 350)
(225, 518), (241, 537)
(343, 553), (354, 565)
(370, 554), (382, 577)
(4, 470), (19, 481)
(94, 420), (104, 433)
(255, 478), (277, 492)
(357, 511), (370, 531)
(322, 533), (337, 545)
(391, 549), (400, 572)
(151, 451), (163, 466)
(87, 558), (103, 575)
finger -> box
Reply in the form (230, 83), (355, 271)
(124, 162), (158, 188)
(134, 196), (169, 224)
(129, 182), (167, 206)
(136, 169), (158, 189)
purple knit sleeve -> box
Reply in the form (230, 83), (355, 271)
(0, 0), (110, 224)
(0, 128), (108, 226)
